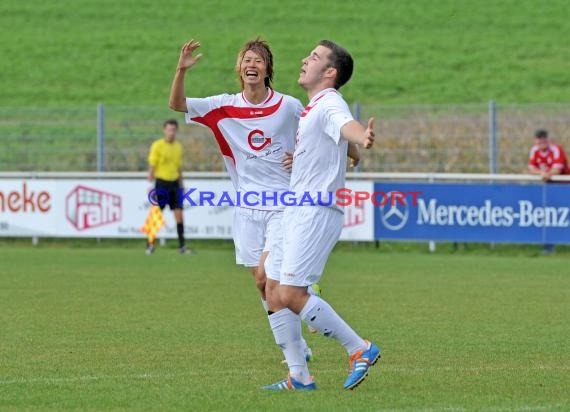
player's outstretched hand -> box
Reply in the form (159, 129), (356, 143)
(282, 151), (293, 173)
(363, 117), (375, 149)
(177, 40), (203, 70)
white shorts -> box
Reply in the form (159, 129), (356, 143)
(233, 207), (283, 270)
(266, 206), (343, 287)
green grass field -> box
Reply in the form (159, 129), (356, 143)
(1, 245), (569, 411)
(1, 0), (570, 106)
(1, 3), (570, 409)
(2, 0), (570, 172)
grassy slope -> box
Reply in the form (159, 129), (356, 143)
(1, 247), (569, 410)
(1, 0), (570, 107)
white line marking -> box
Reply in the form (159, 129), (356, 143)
(371, 404), (565, 412)
(0, 371), (209, 385)
(1, 365), (568, 386)
(382, 364), (570, 374)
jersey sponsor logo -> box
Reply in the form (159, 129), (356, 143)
(247, 129), (272, 151)
(249, 110), (265, 116)
(66, 185), (121, 231)
(191, 97), (284, 164)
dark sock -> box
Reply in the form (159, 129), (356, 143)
(177, 223), (185, 248)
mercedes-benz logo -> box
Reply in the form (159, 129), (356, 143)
(378, 192), (409, 231)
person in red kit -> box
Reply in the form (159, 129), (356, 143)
(528, 129), (570, 181)
(527, 128), (569, 253)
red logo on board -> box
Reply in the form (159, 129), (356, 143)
(66, 185), (121, 231)
(343, 200), (365, 229)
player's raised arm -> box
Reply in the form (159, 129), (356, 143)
(341, 117), (375, 149)
(169, 40), (203, 112)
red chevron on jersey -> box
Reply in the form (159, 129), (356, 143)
(300, 90), (338, 118)
(191, 97), (284, 163)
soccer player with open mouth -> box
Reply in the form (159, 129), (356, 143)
(263, 40), (380, 390)
(169, 38), (359, 363)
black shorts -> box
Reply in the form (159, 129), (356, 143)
(155, 179), (182, 210)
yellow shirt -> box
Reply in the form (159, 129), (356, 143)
(148, 138), (183, 181)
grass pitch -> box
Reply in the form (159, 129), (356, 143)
(1, 245), (569, 411)
(1, 0), (570, 106)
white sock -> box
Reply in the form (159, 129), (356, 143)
(263, 300), (310, 356)
(300, 336), (309, 355)
(300, 295), (367, 355)
(269, 308), (311, 384)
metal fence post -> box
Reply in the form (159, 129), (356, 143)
(97, 104), (105, 172)
(428, 175), (436, 252)
(488, 101), (497, 250)
(488, 100), (497, 174)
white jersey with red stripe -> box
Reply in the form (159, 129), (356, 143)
(185, 89), (303, 210)
(290, 88), (354, 213)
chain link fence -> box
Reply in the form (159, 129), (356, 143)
(361, 103), (570, 173)
(0, 107), (96, 171)
(1, 103), (569, 173)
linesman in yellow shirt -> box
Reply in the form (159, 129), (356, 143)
(147, 119), (193, 254)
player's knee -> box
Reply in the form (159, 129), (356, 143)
(279, 285), (309, 311)
(255, 276), (266, 294)
(265, 280), (281, 308)
(257, 263), (267, 279)
(278, 287), (295, 307)
(249, 267), (266, 294)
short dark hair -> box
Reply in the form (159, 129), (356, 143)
(236, 37), (274, 89)
(535, 129), (548, 138)
(318, 40), (353, 89)
(163, 119), (179, 129)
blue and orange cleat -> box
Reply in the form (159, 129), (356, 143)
(262, 373), (317, 391)
(343, 340), (381, 390)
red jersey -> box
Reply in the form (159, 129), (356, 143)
(528, 143), (570, 174)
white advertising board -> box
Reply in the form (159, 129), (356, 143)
(0, 179), (373, 241)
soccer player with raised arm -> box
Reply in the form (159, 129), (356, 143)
(263, 40), (379, 391)
(169, 38), (359, 360)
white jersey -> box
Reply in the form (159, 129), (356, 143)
(185, 89), (303, 210)
(290, 88), (354, 212)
